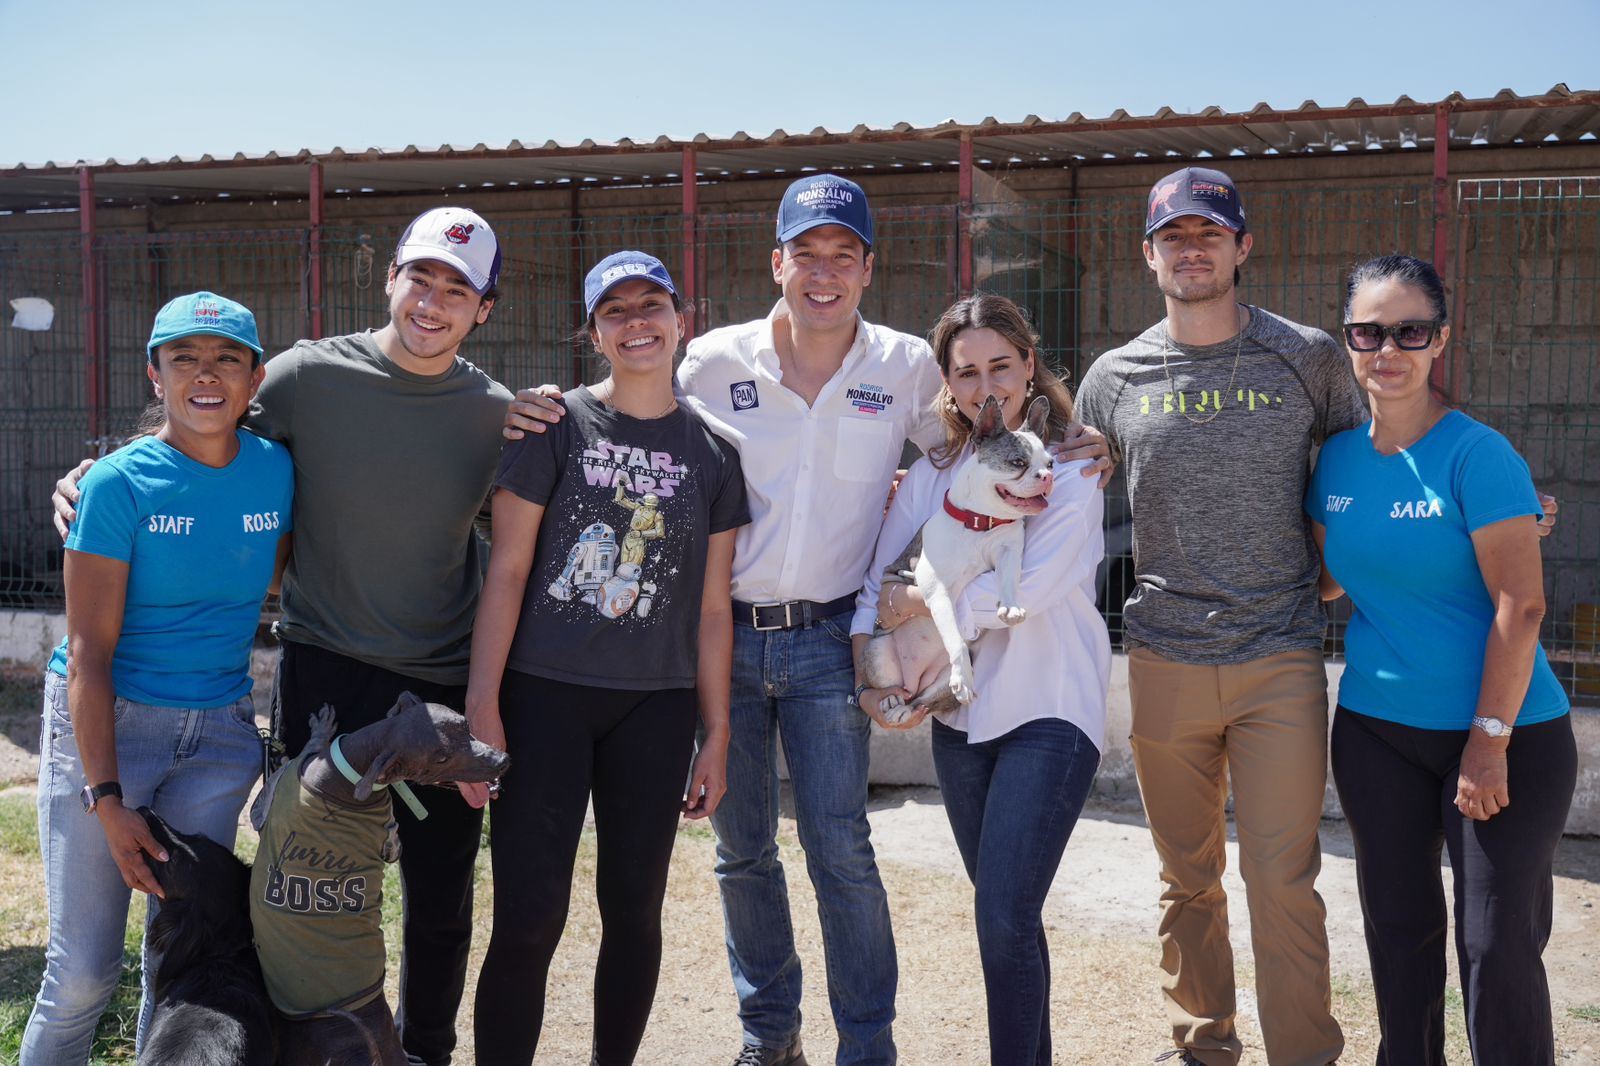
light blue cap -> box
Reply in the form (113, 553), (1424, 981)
(147, 291), (263, 363)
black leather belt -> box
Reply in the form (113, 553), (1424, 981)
(733, 593), (858, 631)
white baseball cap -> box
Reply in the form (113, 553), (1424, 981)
(394, 207), (502, 295)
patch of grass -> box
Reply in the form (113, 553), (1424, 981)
(0, 793), (38, 858)
(1570, 1004), (1600, 1023)
(0, 897), (146, 1064)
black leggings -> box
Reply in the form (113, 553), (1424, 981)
(473, 671), (699, 1066)
(1331, 707), (1576, 1066)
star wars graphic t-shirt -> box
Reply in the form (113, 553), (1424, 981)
(495, 387), (749, 690)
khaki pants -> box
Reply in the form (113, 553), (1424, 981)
(1128, 646), (1343, 1066)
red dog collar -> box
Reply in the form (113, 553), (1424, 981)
(942, 491), (1017, 532)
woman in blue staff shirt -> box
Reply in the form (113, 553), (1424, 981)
(23, 292), (293, 1064)
(1306, 255), (1575, 1066)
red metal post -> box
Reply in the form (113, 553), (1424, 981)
(1431, 104), (1451, 392)
(78, 166), (103, 448)
(958, 134), (974, 293)
(681, 146), (698, 343)
(309, 161), (325, 339)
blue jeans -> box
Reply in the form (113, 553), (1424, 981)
(930, 716), (1100, 1066)
(710, 610), (897, 1065)
(22, 670), (262, 1066)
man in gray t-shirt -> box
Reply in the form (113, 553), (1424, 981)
(1075, 168), (1361, 1066)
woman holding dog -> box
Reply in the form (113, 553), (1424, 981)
(24, 292), (292, 1064)
(1306, 254), (1575, 1064)
(851, 292), (1110, 1065)
(464, 250), (748, 1065)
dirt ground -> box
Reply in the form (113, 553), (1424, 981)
(1, 665), (1597, 1064)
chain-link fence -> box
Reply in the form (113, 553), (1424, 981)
(4, 180), (1594, 695)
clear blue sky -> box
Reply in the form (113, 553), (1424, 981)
(4, 0), (1596, 166)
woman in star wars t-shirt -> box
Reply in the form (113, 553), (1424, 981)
(464, 251), (748, 1066)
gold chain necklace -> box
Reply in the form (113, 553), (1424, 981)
(594, 380), (677, 419)
(1159, 309), (1246, 426)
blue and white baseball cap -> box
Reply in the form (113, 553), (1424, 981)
(1144, 167), (1247, 236)
(394, 206), (502, 295)
(583, 251), (678, 317)
(146, 291), (264, 364)
(776, 174), (873, 249)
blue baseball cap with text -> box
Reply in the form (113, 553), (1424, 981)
(1144, 166), (1247, 236)
(147, 291), (264, 364)
(583, 251), (678, 317)
(776, 174), (873, 249)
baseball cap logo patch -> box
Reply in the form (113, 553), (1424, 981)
(601, 262), (654, 285)
(445, 222), (475, 245)
(1190, 181), (1232, 200)
(796, 181), (854, 207)
(1148, 179), (1182, 221)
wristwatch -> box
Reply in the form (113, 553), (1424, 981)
(80, 781), (123, 813)
(1471, 715), (1513, 739)
(847, 683), (872, 708)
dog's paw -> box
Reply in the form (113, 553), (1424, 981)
(879, 691), (904, 712)
(949, 672), (976, 705)
(881, 702), (914, 726)
(997, 605), (1027, 626)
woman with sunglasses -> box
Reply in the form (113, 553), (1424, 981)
(1305, 254), (1575, 1064)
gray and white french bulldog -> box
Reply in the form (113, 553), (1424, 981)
(862, 393), (1055, 723)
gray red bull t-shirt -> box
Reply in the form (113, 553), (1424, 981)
(1075, 306), (1367, 665)
(494, 387), (749, 690)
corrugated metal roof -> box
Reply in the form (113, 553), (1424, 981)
(4, 86), (1597, 213)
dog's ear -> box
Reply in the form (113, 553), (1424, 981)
(973, 395), (1005, 440)
(1025, 394), (1051, 439)
(355, 750), (400, 800)
(388, 690), (424, 720)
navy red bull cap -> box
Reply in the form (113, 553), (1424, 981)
(1144, 167), (1247, 236)
(394, 206), (502, 295)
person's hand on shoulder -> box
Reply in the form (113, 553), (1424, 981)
(1537, 493), (1558, 539)
(52, 459), (95, 540)
(1048, 423), (1114, 488)
(503, 385), (567, 441)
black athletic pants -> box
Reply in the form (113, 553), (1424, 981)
(272, 639), (484, 1066)
(1331, 706), (1577, 1066)
(473, 671), (699, 1066)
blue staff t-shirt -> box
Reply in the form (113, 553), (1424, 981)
(1305, 410), (1568, 730)
(48, 431), (294, 708)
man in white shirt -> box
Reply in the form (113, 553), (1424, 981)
(675, 175), (941, 1066)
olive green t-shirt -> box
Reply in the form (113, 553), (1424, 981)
(249, 332), (512, 684)
(250, 754), (394, 1016)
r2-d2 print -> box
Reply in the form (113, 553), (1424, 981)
(548, 521), (657, 619)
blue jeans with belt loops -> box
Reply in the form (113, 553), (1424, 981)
(23, 669), (261, 1066)
(710, 609), (898, 1065)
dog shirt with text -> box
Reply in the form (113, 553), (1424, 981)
(250, 754), (392, 1016)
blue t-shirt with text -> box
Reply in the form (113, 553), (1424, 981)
(1305, 410), (1567, 729)
(49, 431), (294, 708)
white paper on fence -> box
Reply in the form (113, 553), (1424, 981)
(10, 297), (55, 331)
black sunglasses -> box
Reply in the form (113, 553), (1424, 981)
(1342, 320), (1442, 352)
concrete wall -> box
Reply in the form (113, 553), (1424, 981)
(4, 610), (1596, 835)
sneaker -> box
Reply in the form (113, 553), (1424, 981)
(1154, 1052), (1204, 1065)
(732, 1039), (808, 1066)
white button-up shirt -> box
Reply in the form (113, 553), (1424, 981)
(677, 300), (945, 604)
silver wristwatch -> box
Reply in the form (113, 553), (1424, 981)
(1471, 715), (1513, 739)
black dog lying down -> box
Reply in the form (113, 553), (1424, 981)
(249, 694), (509, 1066)
(138, 807), (275, 1066)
